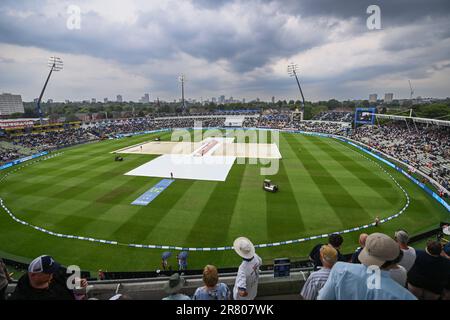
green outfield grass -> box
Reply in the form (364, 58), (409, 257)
(0, 130), (448, 273)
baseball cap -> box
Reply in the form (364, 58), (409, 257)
(443, 243), (450, 256)
(320, 245), (337, 264)
(28, 255), (60, 274)
(358, 233), (400, 267)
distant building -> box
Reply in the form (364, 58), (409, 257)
(91, 98), (96, 104)
(219, 95), (225, 104)
(140, 93), (150, 103)
(272, 96), (275, 104)
(212, 97), (217, 104)
(0, 93), (24, 115)
(47, 99), (54, 104)
(65, 100), (70, 104)
(369, 94), (378, 103)
(384, 93), (394, 103)
(243, 98), (246, 104)
(104, 98), (108, 103)
(116, 95), (123, 103)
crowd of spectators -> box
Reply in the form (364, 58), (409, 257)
(351, 123), (450, 187)
(312, 111), (353, 122)
(10, 129), (97, 153)
(0, 146), (24, 163)
(242, 115), (350, 133)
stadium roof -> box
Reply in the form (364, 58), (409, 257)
(375, 114), (450, 127)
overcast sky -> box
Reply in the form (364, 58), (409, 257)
(0, 0), (449, 102)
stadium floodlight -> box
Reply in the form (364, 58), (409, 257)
(178, 74), (187, 113)
(36, 56), (64, 125)
(48, 56), (64, 71)
(287, 63), (306, 114)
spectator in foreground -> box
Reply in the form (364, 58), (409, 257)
(350, 233), (368, 264)
(317, 233), (416, 300)
(9, 255), (84, 300)
(0, 258), (12, 300)
(407, 240), (450, 300)
(301, 245), (337, 300)
(309, 234), (344, 270)
(394, 230), (416, 272)
(162, 273), (191, 300)
(193, 265), (231, 300)
(233, 237), (262, 300)
(386, 251), (407, 287)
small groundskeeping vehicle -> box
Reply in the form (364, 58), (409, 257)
(115, 155), (124, 162)
(263, 179), (278, 193)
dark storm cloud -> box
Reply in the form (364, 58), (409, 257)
(0, 9), (175, 64)
(0, 1), (334, 72)
(382, 18), (450, 52)
(280, 0), (450, 26)
(191, 0), (230, 9)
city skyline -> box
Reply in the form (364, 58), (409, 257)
(1, 1), (450, 102)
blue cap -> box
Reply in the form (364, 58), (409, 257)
(443, 243), (450, 256)
(28, 255), (60, 274)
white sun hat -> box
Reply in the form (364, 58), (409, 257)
(233, 237), (255, 259)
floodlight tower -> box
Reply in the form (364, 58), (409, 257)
(287, 63), (306, 114)
(36, 57), (63, 125)
(179, 74), (187, 113)
(408, 80), (414, 100)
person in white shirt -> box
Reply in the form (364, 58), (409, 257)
(232, 237), (262, 300)
(394, 230), (416, 272)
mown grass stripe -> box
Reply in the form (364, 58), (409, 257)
(315, 137), (401, 206)
(147, 180), (219, 246)
(280, 133), (344, 232)
(287, 134), (373, 225)
(109, 179), (196, 243)
(184, 160), (244, 247)
(227, 162), (268, 243)
(265, 158), (305, 241)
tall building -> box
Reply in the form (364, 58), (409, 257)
(369, 94), (378, 103)
(384, 93), (394, 103)
(219, 95), (225, 104)
(272, 96), (275, 104)
(140, 93), (150, 103)
(91, 98), (96, 104)
(116, 95), (123, 103)
(0, 93), (24, 115)
(104, 98), (108, 103)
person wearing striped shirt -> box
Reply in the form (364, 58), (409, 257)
(301, 245), (337, 300)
